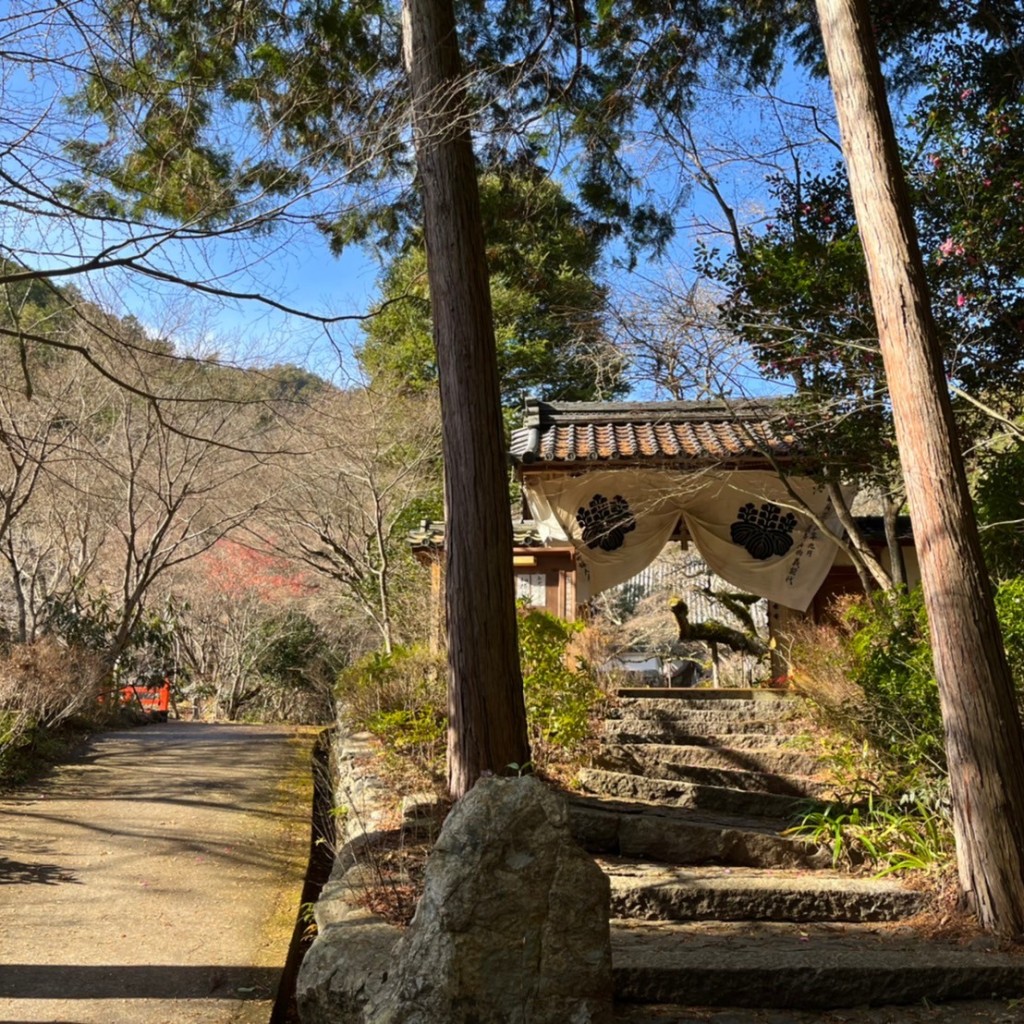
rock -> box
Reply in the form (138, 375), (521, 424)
(965, 934), (999, 952)
(371, 775), (613, 1024)
(295, 864), (399, 1024)
(399, 792), (447, 838)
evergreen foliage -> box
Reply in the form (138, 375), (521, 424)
(976, 442), (1024, 579)
(517, 608), (602, 760)
(358, 166), (624, 412)
(704, 22), (1024, 495)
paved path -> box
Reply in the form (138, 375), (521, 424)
(0, 722), (314, 1024)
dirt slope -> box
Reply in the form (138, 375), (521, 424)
(0, 722), (314, 1024)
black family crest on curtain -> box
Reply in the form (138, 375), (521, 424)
(576, 494), (637, 551)
(730, 502), (797, 560)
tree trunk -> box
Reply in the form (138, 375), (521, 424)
(824, 479), (891, 593)
(815, 0), (1024, 935)
(5, 536), (27, 644)
(881, 490), (907, 589)
(402, 0), (530, 799)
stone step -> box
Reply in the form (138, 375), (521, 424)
(607, 699), (803, 722)
(578, 768), (822, 820)
(610, 920), (1024, 1009)
(595, 745), (827, 798)
(602, 718), (807, 747)
(615, 1001), (1024, 1024)
(615, 687), (796, 703)
(567, 794), (829, 870)
(603, 860), (924, 923)
(597, 742), (824, 784)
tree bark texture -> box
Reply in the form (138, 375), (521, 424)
(402, 0), (530, 799)
(815, 0), (1024, 935)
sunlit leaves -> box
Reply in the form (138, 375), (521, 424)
(911, 39), (1024, 403)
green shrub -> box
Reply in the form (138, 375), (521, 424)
(832, 580), (1024, 774)
(336, 645), (445, 723)
(786, 583), (1024, 876)
(336, 645), (446, 784)
(786, 579), (1024, 875)
(365, 708), (446, 757)
(842, 588), (945, 773)
(335, 614), (605, 783)
(518, 608), (603, 764)
(994, 576), (1024, 686)
(248, 611), (339, 722)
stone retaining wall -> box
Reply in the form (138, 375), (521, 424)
(295, 730), (400, 1024)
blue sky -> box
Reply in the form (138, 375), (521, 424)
(174, 65), (840, 395)
(2, 1), (844, 397)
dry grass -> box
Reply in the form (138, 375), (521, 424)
(784, 601), (867, 711)
(0, 639), (108, 782)
(352, 843), (429, 927)
(0, 638), (105, 726)
(879, 867), (1024, 954)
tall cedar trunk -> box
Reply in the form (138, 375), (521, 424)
(402, 0), (530, 799)
(815, 0), (1024, 934)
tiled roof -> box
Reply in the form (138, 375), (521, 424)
(510, 398), (804, 467)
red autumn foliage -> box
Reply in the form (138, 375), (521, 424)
(200, 539), (315, 603)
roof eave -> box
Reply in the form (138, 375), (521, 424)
(515, 455), (801, 473)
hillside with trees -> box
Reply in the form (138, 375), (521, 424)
(0, 270), (446, 764)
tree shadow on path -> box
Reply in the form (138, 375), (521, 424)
(0, 964), (280, 1000)
(0, 854), (79, 885)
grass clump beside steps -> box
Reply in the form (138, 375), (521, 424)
(335, 608), (607, 792)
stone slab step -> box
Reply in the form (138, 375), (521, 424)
(615, 1001), (1024, 1024)
(601, 742), (822, 778)
(607, 699), (802, 722)
(567, 794), (829, 870)
(616, 687), (796, 702)
(595, 745), (827, 797)
(602, 860), (924, 923)
(603, 718), (807, 747)
(611, 920), (1024, 1009)
(578, 768), (822, 820)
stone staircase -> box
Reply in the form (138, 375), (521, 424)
(567, 688), (1024, 1014)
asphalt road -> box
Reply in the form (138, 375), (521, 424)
(0, 722), (314, 1024)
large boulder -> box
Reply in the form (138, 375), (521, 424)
(372, 774), (613, 1024)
